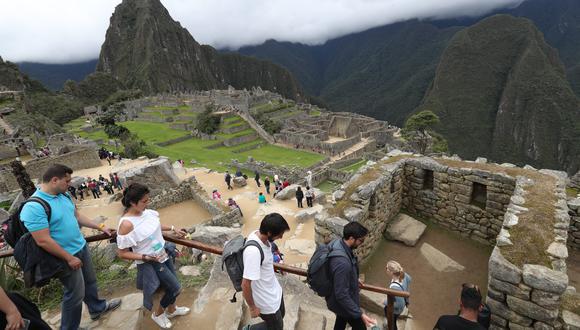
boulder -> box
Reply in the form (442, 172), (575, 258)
(97, 243), (118, 263)
(333, 190), (345, 201)
(359, 290), (386, 315)
(284, 239), (316, 255)
(189, 226), (241, 247)
(108, 264), (125, 273)
(179, 265), (201, 276)
(295, 205), (323, 223)
(274, 184), (299, 200)
(385, 214), (426, 246)
(311, 188), (327, 204)
(343, 207), (364, 223)
(233, 176), (247, 187)
(420, 243), (465, 272)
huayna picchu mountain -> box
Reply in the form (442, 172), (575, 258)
(419, 15), (580, 174)
(96, 0), (303, 100)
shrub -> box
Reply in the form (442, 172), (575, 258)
(195, 105), (220, 134)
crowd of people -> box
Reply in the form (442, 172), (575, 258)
(67, 173), (123, 201)
(0, 163), (490, 330)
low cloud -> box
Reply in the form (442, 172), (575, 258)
(0, 0), (525, 64)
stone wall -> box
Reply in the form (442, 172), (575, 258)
(25, 147), (101, 182)
(571, 171), (580, 190)
(155, 135), (192, 147)
(567, 198), (580, 249)
(148, 180), (194, 210)
(117, 158), (180, 197)
(315, 160), (405, 263)
(402, 158), (515, 244)
(222, 134), (257, 147)
(0, 167), (19, 193)
(486, 171), (570, 329)
(327, 169), (353, 183)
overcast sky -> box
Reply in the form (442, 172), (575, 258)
(0, 0), (525, 64)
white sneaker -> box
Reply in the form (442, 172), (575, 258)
(151, 312), (173, 328)
(165, 306), (191, 318)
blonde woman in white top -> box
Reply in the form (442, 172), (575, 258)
(116, 183), (189, 329)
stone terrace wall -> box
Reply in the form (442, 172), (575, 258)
(567, 198), (580, 249)
(315, 160), (405, 262)
(25, 147), (101, 181)
(486, 171), (570, 329)
(402, 158), (516, 244)
(0, 167), (19, 193)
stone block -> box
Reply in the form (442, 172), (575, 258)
(233, 176), (247, 187)
(562, 310), (580, 330)
(522, 264), (568, 294)
(491, 314), (507, 327)
(343, 207), (364, 222)
(506, 296), (558, 322)
(385, 213), (427, 246)
(530, 290), (561, 309)
(533, 321), (554, 330)
(487, 297), (533, 326)
(489, 277), (531, 300)
(489, 247), (522, 284)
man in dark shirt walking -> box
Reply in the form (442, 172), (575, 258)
(326, 222), (376, 330)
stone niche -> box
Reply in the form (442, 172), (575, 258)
(315, 156), (571, 329)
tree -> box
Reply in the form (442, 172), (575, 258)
(195, 105), (220, 134)
(402, 110), (447, 154)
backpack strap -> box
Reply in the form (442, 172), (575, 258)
(23, 197), (52, 223)
(243, 240), (264, 265)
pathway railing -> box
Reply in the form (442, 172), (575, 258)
(0, 233), (409, 330)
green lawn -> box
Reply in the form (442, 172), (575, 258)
(144, 105), (190, 111)
(340, 159), (367, 173)
(66, 118), (325, 171)
(316, 180), (342, 193)
(119, 122), (189, 143)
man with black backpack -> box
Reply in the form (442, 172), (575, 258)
(19, 164), (121, 330)
(241, 213), (290, 330)
(324, 222), (376, 330)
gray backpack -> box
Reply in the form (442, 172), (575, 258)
(222, 235), (264, 302)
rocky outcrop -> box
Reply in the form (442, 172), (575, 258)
(97, 0), (304, 100)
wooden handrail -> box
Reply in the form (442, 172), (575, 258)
(1, 232), (409, 329)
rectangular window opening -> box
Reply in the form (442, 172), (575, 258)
(470, 182), (487, 209)
(423, 170), (434, 190)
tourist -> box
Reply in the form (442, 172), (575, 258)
(305, 171), (313, 188)
(236, 168), (243, 177)
(228, 197), (244, 217)
(88, 180), (100, 199)
(113, 173), (123, 190)
(326, 222), (376, 330)
(258, 192), (267, 204)
(254, 170), (261, 187)
(116, 183), (190, 329)
(106, 153), (112, 166)
(225, 171), (233, 190)
(0, 286), (51, 329)
(212, 189), (222, 200)
(295, 186), (304, 208)
(282, 178), (290, 189)
(305, 186), (314, 207)
(67, 185), (77, 200)
(241, 213), (290, 330)
(20, 164), (121, 330)
(264, 177), (271, 195)
(434, 285), (486, 330)
(78, 183), (85, 201)
(109, 173), (115, 187)
(384, 260), (412, 330)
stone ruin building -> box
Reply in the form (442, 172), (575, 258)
(313, 154), (580, 329)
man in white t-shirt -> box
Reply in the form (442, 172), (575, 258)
(242, 213), (290, 330)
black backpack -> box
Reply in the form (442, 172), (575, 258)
(222, 235), (264, 302)
(307, 239), (349, 297)
(2, 197), (51, 248)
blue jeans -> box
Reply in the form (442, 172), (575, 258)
(152, 260), (181, 308)
(58, 245), (106, 330)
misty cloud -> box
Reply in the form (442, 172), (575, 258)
(0, 0), (525, 64)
